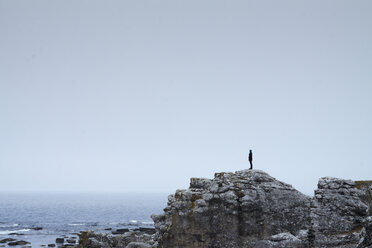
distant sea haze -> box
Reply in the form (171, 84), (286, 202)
(0, 192), (167, 246)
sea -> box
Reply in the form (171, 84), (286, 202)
(0, 192), (169, 247)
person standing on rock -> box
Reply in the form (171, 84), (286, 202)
(249, 150), (253, 169)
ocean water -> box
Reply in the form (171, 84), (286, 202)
(0, 192), (168, 247)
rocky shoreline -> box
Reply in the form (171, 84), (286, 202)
(77, 169), (372, 248)
(0, 227), (157, 248)
(3, 169), (370, 248)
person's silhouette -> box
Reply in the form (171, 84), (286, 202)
(249, 150), (253, 169)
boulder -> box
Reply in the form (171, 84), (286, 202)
(152, 170), (311, 247)
(310, 177), (371, 247)
(56, 238), (64, 243)
(8, 233), (24, 235)
(152, 169), (372, 248)
(66, 239), (76, 244)
(7, 240), (30, 246)
(0, 238), (16, 243)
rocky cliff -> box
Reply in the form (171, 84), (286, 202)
(78, 169), (372, 248)
(151, 170), (372, 248)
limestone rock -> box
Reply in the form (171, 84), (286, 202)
(152, 170), (372, 248)
(77, 169), (372, 248)
(77, 230), (156, 248)
(152, 170), (312, 248)
(310, 178), (372, 247)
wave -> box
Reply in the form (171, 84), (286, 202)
(0, 228), (31, 235)
(68, 223), (85, 226)
(0, 223), (19, 228)
(120, 220), (154, 226)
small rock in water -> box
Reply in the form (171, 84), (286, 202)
(112, 228), (129, 235)
(31, 227), (43, 230)
(104, 228), (112, 230)
(0, 238), (16, 243)
(9, 233), (24, 236)
(66, 239), (76, 244)
(48, 244), (56, 247)
(56, 238), (64, 243)
(8, 240), (30, 246)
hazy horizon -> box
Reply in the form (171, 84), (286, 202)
(1, 0), (372, 196)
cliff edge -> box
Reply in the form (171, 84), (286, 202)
(151, 169), (372, 248)
(78, 169), (372, 248)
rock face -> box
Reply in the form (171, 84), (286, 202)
(151, 170), (372, 248)
(311, 178), (372, 247)
(77, 169), (372, 248)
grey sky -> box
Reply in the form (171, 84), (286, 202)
(1, 0), (371, 195)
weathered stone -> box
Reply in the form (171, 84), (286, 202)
(8, 233), (24, 235)
(0, 238), (16, 243)
(56, 238), (64, 243)
(77, 230), (156, 248)
(77, 169), (372, 248)
(153, 170), (312, 248)
(66, 239), (76, 244)
(310, 177), (371, 247)
(7, 240), (30, 246)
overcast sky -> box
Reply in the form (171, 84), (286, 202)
(1, 0), (371, 195)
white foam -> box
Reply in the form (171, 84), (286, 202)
(68, 223), (85, 226)
(0, 228), (31, 235)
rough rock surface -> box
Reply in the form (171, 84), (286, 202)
(77, 230), (157, 248)
(78, 169), (372, 248)
(152, 170), (372, 248)
(152, 170), (311, 248)
(310, 178), (372, 247)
